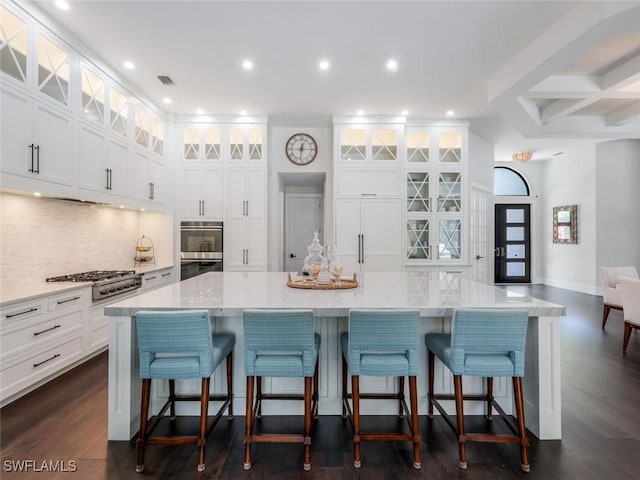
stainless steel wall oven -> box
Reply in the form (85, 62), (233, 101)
(180, 221), (223, 280)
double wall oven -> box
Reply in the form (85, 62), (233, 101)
(180, 221), (223, 280)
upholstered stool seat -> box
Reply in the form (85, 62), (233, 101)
(135, 310), (234, 473)
(619, 276), (640, 354)
(425, 309), (530, 472)
(599, 266), (639, 329)
(341, 309), (421, 469)
(242, 309), (320, 471)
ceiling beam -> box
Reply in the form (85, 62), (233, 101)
(601, 53), (640, 91)
(606, 102), (640, 126)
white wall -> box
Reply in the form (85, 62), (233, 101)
(468, 130), (495, 191)
(0, 192), (173, 282)
(535, 145), (598, 293)
(266, 126), (333, 271)
(595, 139), (640, 276)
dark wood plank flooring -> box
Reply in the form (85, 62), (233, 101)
(2, 284), (640, 479)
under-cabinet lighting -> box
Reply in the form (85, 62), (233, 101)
(401, 109), (409, 116)
(123, 61), (135, 70)
(240, 110), (247, 116)
(446, 110), (455, 117)
(33, 192), (42, 197)
(54, 0), (70, 11)
(356, 109), (364, 116)
(119, 205), (125, 209)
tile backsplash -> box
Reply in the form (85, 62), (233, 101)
(1, 193), (142, 282)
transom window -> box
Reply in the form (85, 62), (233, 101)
(494, 167), (530, 196)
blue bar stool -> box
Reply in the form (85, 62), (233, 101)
(341, 309), (421, 469)
(135, 310), (235, 473)
(242, 309), (320, 471)
(425, 309), (530, 472)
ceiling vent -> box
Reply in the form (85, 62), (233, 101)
(157, 75), (174, 85)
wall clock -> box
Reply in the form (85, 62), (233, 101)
(286, 133), (318, 165)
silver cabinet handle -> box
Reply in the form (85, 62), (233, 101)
(145, 276), (157, 281)
(105, 168), (110, 189)
(361, 234), (364, 264)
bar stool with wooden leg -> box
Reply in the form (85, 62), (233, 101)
(341, 309), (421, 470)
(242, 309), (320, 472)
(134, 310), (234, 473)
(425, 309), (530, 472)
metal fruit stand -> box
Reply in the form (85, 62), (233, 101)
(134, 235), (156, 266)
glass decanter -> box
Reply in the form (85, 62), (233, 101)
(303, 232), (325, 283)
(329, 246), (344, 284)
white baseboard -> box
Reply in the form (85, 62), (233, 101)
(540, 277), (599, 296)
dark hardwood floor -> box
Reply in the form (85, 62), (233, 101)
(2, 284), (640, 479)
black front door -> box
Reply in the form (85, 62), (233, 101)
(495, 204), (531, 283)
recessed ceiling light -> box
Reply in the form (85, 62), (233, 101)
(319, 60), (330, 71)
(33, 192), (41, 197)
(54, 0), (70, 11)
(401, 109), (409, 116)
(123, 61), (135, 70)
(356, 110), (364, 116)
(196, 108), (204, 115)
(446, 110), (455, 117)
(240, 110), (247, 116)
(242, 60), (254, 71)
(386, 59), (398, 72)
(163, 98), (172, 104)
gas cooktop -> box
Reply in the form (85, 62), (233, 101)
(46, 270), (136, 283)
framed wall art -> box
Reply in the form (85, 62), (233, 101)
(553, 205), (578, 244)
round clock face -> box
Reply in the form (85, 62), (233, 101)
(286, 133), (318, 165)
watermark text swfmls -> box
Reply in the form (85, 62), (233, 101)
(3, 460), (78, 473)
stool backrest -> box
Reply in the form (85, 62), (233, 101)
(451, 309), (529, 376)
(599, 266), (639, 289)
(243, 309), (316, 375)
(136, 310), (214, 377)
(619, 277), (640, 325)
(348, 309), (420, 374)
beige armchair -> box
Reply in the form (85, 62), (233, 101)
(598, 267), (639, 330)
(619, 276), (640, 354)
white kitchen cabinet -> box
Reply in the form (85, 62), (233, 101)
(225, 167), (266, 270)
(335, 198), (402, 275)
(139, 267), (175, 292)
(1, 84), (73, 188)
(404, 126), (467, 265)
(77, 121), (130, 198)
(181, 166), (224, 219)
(229, 125), (265, 162)
(0, 287), (89, 405)
(132, 150), (166, 206)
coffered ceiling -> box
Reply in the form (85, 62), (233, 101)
(26, 1), (640, 160)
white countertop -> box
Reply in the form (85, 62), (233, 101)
(0, 265), (174, 306)
(104, 271), (566, 317)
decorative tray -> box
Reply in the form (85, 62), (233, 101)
(286, 273), (358, 290)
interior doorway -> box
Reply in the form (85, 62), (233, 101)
(284, 194), (323, 273)
(494, 204), (531, 283)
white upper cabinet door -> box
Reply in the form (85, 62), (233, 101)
(0, 86), (31, 177)
(77, 122), (107, 192)
(227, 167), (247, 218)
(131, 150), (150, 202)
(202, 167), (224, 219)
(106, 137), (129, 198)
(148, 157), (165, 205)
(181, 167), (203, 218)
(245, 168), (265, 218)
(31, 101), (72, 185)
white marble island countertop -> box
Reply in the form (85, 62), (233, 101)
(104, 271), (566, 318)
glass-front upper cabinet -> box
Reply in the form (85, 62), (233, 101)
(407, 218), (431, 260)
(339, 126), (399, 162)
(438, 218), (462, 260)
(151, 118), (164, 155)
(37, 33), (69, 105)
(134, 105), (150, 148)
(438, 132), (462, 164)
(230, 126), (264, 161)
(110, 87), (128, 137)
(205, 128), (221, 160)
(406, 131), (430, 163)
(183, 126), (222, 161)
(437, 171), (462, 213)
(81, 64), (105, 125)
(407, 172), (430, 212)
(0, 5), (28, 83)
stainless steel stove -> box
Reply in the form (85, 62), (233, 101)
(46, 270), (142, 301)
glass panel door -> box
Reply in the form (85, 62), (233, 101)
(438, 132), (462, 163)
(340, 129), (366, 160)
(110, 87), (128, 137)
(438, 219), (462, 260)
(81, 65), (104, 124)
(37, 34), (69, 104)
(495, 204), (531, 283)
(204, 128), (220, 160)
(407, 172), (430, 212)
(437, 171), (461, 212)
(0, 6), (28, 82)
(406, 132), (430, 163)
(371, 129), (397, 160)
(407, 219), (430, 259)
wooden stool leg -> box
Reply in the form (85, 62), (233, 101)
(428, 350), (435, 418)
(352, 375), (361, 469)
(453, 375), (467, 470)
(136, 378), (151, 473)
(486, 377), (493, 420)
(398, 376), (405, 417)
(197, 377), (210, 472)
(169, 379), (176, 420)
(244, 376), (254, 470)
(513, 377), (530, 472)
(409, 376), (421, 469)
(623, 322), (633, 354)
(226, 352), (234, 419)
(602, 304), (611, 330)
(303, 376), (312, 471)
(341, 352), (348, 418)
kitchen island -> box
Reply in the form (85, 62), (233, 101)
(105, 271), (565, 442)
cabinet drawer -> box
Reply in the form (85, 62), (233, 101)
(48, 290), (86, 312)
(0, 334), (84, 400)
(337, 168), (400, 196)
(1, 309), (82, 356)
(2, 299), (46, 323)
(140, 269), (173, 291)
